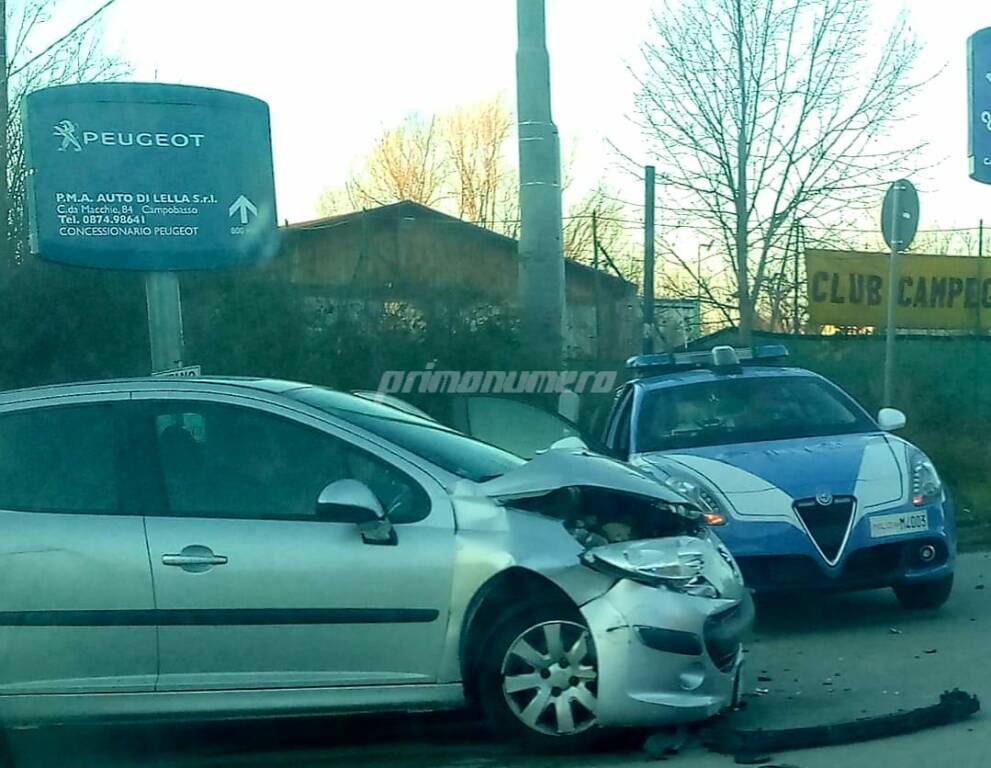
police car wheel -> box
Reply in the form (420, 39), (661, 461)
(893, 574), (953, 610)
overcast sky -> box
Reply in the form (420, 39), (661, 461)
(76, 0), (991, 234)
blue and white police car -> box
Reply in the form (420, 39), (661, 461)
(600, 345), (955, 609)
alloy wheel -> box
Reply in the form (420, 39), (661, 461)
(499, 620), (598, 736)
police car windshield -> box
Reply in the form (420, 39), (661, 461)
(635, 376), (876, 452)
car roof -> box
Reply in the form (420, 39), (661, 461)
(632, 365), (823, 392)
(0, 376), (454, 430)
(0, 376), (314, 404)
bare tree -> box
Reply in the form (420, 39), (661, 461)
(443, 97), (513, 227)
(2, 0), (128, 271)
(321, 99), (520, 236)
(629, 0), (924, 342)
(562, 183), (627, 266)
(342, 114), (448, 210)
(907, 228), (980, 257)
(319, 99), (634, 260)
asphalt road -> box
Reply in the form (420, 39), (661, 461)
(6, 553), (991, 768)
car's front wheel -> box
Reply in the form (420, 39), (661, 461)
(477, 603), (602, 752)
(893, 574), (953, 609)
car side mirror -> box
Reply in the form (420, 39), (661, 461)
(877, 407), (906, 432)
(316, 479), (396, 545)
(547, 436), (589, 451)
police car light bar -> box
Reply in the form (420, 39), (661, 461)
(625, 344), (789, 376)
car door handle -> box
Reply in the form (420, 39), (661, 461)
(162, 545), (228, 572)
(162, 554), (228, 567)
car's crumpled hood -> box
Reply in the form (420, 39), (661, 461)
(478, 447), (688, 504)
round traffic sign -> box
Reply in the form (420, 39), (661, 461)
(881, 179), (919, 253)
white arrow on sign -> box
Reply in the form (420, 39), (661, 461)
(228, 195), (258, 225)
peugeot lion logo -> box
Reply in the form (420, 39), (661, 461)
(53, 120), (82, 152)
(816, 492), (834, 507)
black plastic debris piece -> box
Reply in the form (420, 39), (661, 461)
(975, 584), (985, 590)
(757, 675), (773, 682)
(703, 690), (980, 757)
(733, 754), (771, 765)
(756, 765), (803, 768)
(644, 726), (688, 759)
(923, 649), (938, 655)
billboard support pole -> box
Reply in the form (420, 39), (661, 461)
(145, 271), (184, 374)
(882, 185), (901, 408)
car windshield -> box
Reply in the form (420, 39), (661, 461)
(289, 387), (524, 482)
(635, 376), (876, 452)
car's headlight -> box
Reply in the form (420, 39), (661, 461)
(660, 474), (727, 526)
(908, 446), (942, 507)
(580, 539), (721, 598)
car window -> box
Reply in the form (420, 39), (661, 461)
(464, 397), (578, 459)
(636, 376), (876, 452)
(143, 401), (430, 523)
(289, 387), (525, 481)
(0, 404), (118, 514)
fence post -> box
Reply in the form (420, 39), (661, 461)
(978, 220), (985, 417)
(978, 219), (984, 335)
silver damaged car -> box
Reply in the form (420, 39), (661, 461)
(0, 377), (753, 751)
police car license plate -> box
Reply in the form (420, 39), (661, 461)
(869, 511), (929, 538)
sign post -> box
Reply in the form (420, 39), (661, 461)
(144, 272), (184, 373)
(880, 179), (919, 407)
(22, 82), (278, 374)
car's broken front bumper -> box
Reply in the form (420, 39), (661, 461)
(581, 578), (753, 728)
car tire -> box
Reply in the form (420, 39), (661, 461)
(477, 602), (604, 753)
(893, 574), (954, 610)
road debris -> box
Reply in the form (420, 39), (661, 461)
(643, 726), (688, 760)
(889, 627), (903, 634)
(733, 755), (772, 765)
(703, 689), (980, 760)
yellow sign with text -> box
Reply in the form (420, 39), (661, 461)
(805, 249), (991, 329)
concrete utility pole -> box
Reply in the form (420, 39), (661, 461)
(516, 0), (565, 367)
